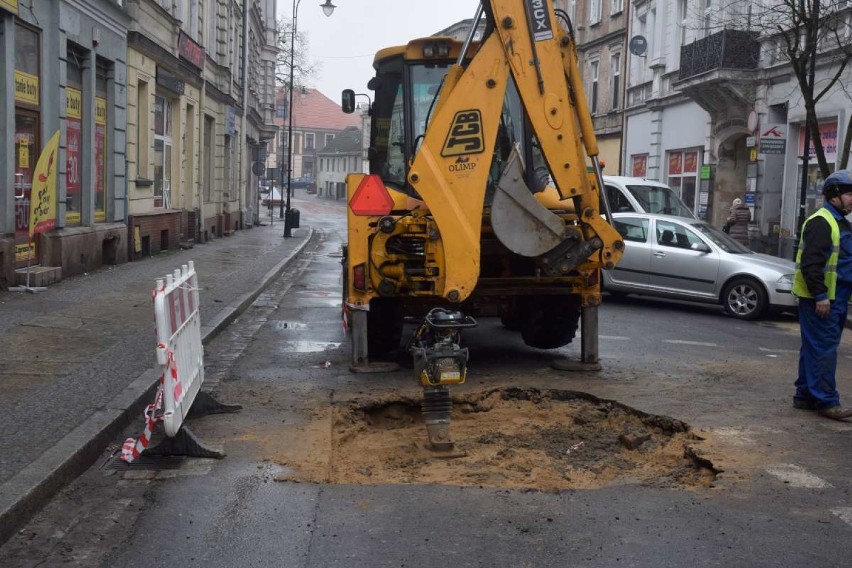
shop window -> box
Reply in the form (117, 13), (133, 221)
(666, 149), (701, 212)
(154, 95), (173, 208)
(137, 80), (150, 179)
(631, 154), (648, 177)
(95, 58), (111, 221)
(14, 23), (40, 265)
(204, 115), (214, 202)
(14, 113), (38, 261)
(65, 44), (85, 226)
(224, 134), (232, 199)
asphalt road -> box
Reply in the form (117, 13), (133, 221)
(2, 199), (852, 567)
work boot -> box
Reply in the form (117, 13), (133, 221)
(793, 397), (817, 410)
(817, 405), (852, 421)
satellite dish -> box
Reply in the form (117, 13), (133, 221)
(629, 35), (647, 57)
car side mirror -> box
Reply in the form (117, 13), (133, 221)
(691, 242), (711, 253)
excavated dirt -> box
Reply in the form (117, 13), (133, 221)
(270, 387), (718, 491)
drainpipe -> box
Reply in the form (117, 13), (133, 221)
(240, 0), (249, 226)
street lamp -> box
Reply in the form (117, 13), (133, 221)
(281, 0), (337, 236)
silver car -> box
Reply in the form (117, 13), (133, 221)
(602, 213), (797, 319)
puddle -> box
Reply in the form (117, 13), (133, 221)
(271, 387), (718, 491)
(279, 340), (342, 353)
(271, 321), (308, 331)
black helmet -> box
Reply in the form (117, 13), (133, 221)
(822, 170), (852, 198)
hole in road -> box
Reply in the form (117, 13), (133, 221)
(279, 387), (718, 491)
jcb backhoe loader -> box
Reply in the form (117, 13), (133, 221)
(341, 0), (624, 449)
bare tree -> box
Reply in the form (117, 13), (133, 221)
(689, 0), (852, 173)
(275, 18), (319, 92)
(766, 0), (852, 175)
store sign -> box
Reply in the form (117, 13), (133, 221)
(798, 121), (837, 161)
(631, 154), (647, 177)
(0, 0), (19, 14)
(178, 31), (205, 69)
(15, 70), (39, 105)
(156, 68), (185, 95)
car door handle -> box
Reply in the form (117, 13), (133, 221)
(654, 251), (666, 257)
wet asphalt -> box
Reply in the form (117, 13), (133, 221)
(0, 194), (318, 543)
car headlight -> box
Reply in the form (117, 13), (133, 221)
(776, 274), (794, 291)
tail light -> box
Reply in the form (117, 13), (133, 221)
(353, 263), (367, 291)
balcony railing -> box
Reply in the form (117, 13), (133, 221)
(679, 29), (760, 81)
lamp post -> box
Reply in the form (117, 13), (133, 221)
(281, 0), (337, 236)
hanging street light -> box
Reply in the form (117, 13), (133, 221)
(281, 0), (337, 236)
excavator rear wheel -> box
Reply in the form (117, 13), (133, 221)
(519, 295), (582, 349)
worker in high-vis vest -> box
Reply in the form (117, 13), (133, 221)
(793, 169), (852, 420)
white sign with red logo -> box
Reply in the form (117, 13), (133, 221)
(759, 123), (787, 155)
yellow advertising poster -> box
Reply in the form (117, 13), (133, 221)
(18, 141), (29, 169)
(14, 70), (38, 106)
(15, 243), (34, 262)
(66, 88), (82, 119)
(0, 0), (18, 15)
(95, 97), (107, 125)
(29, 130), (61, 240)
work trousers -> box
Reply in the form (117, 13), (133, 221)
(795, 281), (852, 407)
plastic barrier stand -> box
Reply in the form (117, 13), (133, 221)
(153, 261), (204, 437)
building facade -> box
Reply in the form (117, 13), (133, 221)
(624, 0), (851, 254)
(564, 0), (628, 172)
(316, 126), (362, 200)
(0, 0), (278, 288)
(0, 0), (130, 287)
(268, 87), (360, 189)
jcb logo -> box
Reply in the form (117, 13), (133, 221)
(441, 110), (484, 157)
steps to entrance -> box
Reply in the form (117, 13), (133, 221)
(15, 266), (62, 287)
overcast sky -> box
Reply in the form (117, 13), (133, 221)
(288, 0), (481, 102)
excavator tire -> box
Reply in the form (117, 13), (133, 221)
(500, 299), (522, 331)
(519, 295), (582, 349)
(367, 298), (404, 358)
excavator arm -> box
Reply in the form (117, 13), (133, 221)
(407, 0), (624, 304)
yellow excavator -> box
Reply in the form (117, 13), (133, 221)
(341, 0), (624, 450)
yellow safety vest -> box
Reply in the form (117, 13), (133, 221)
(793, 208), (840, 300)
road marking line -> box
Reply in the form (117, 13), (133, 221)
(759, 347), (798, 354)
(831, 508), (852, 527)
(662, 340), (717, 347)
(766, 463), (833, 488)
(600, 335), (631, 341)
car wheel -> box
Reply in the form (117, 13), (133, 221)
(722, 278), (767, 320)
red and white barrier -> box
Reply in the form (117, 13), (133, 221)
(153, 261), (204, 437)
(122, 262), (205, 463)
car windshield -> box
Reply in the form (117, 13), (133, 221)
(626, 184), (694, 217)
(692, 223), (752, 254)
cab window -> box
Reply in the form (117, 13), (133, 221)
(606, 185), (635, 213)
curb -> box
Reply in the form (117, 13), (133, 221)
(0, 228), (314, 545)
